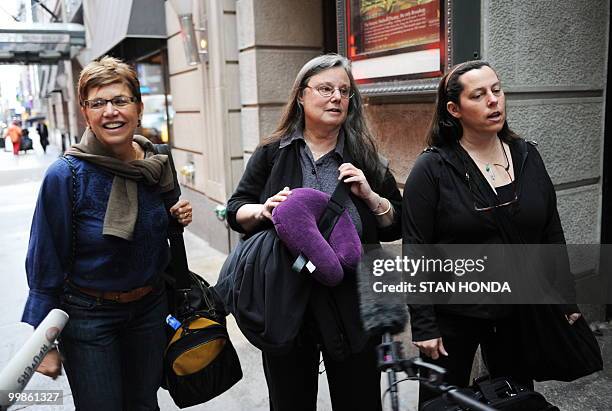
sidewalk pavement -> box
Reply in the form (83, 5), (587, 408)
(1, 137), (609, 410)
(536, 323), (612, 411)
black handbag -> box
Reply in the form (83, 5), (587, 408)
(215, 227), (312, 353)
(156, 144), (243, 408)
(213, 178), (352, 354)
(457, 146), (603, 382)
(421, 376), (559, 411)
(515, 304), (603, 382)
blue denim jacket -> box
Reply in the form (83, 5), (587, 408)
(22, 157), (170, 327)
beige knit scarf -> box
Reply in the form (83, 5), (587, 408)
(66, 128), (174, 240)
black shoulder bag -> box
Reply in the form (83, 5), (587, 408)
(213, 177), (352, 355)
(458, 144), (602, 382)
(155, 144), (243, 408)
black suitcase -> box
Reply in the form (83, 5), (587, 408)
(421, 376), (559, 411)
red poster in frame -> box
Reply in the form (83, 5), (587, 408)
(340, 0), (446, 86)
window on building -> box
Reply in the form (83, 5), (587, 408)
(135, 52), (174, 144)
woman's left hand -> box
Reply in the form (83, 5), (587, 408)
(170, 199), (193, 226)
(338, 163), (374, 201)
(565, 312), (581, 325)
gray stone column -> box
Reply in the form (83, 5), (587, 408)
(236, 0), (323, 163)
(484, 0), (607, 245)
(483, 0), (609, 318)
(166, 0), (241, 252)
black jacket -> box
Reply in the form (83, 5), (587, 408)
(226, 138), (402, 356)
(402, 138), (571, 341)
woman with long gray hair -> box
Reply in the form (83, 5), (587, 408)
(226, 54), (402, 409)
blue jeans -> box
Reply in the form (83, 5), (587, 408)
(58, 283), (168, 411)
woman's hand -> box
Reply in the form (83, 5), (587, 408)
(338, 163), (393, 223)
(413, 337), (448, 360)
(258, 187), (292, 221)
(36, 348), (62, 379)
(565, 312), (581, 325)
(170, 199), (193, 226)
(338, 163), (375, 202)
(236, 188), (292, 232)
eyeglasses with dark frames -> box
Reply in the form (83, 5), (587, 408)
(466, 166), (519, 212)
(83, 95), (137, 110)
(304, 84), (354, 99)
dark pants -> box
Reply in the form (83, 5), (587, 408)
(59, 284), (168, 411)
(418, 312), (533, 408)
(262, 327), (382, 411)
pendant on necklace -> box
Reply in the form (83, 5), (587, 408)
(485, 163), (495, 182)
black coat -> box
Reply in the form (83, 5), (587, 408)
(37, 123), (49, 147)
(226, 137), (402, 356)
(402, 138), (574, 341)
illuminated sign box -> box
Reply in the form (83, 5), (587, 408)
(338, 0), (481, 95)
(348, 0), (443, 80)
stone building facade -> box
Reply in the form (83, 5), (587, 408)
(166, 0), (609, 318)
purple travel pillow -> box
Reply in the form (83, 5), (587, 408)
(272, 187), (362, 287)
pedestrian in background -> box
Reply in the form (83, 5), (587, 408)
(402, 60), (581, 407)
(226, 53), (402, 410)
(4, 120), (22, 155)
(22, 56), (193, 410)
(37, 121), (49, 153)
(20, 125), (32, 153)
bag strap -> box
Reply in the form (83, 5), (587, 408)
(291, 179), (352, 274)
(60, 155), (77, 275)
(317, 178), (352, 239)
(154, 144), (192, 291)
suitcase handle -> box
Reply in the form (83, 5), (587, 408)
(474, 376), (518, 403)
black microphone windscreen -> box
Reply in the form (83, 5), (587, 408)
(357, 247), (408, 335)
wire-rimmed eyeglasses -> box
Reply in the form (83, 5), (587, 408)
(304, 85), (354, 99)
(466, 166), (519, 212)
(83, 95), (137, 110)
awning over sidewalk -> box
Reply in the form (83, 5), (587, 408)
(0, 22), (85, 65)
(78, 0), (166, 64)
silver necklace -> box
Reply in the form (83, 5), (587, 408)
(467, 138), (510, 184)
(484, 162), (497, 183)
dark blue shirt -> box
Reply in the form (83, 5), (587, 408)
(280, 130), (362, 235)
(22, 157), (170, 327)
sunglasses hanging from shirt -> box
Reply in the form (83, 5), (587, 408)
(459, 139), (519, 212)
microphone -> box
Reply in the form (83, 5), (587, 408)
(357, 249), (408, 411)
(358, 255), (496, 411)
(357, 248), (408, 335)
(0, 309), (69, 408)
(358, 254), (497, 411)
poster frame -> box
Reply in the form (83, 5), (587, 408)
(337, 0), (454, 96)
